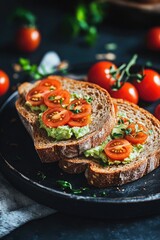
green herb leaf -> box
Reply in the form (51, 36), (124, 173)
(56, 180), (88, 194)
(125, 128), (132, 135)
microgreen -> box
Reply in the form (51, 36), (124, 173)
(125, 128), (132, 135)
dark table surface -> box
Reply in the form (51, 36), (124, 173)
(1, 1), (160, 239)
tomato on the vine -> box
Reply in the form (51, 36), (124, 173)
(133, 69), (160, 102)
(154, 104), (160, 121)
(16, 27), (41, 52)
(87, 61), (117, 91)
(0, 70), (10, 96)
(146, 27), (160, 51)
(109, 82), (139, 104)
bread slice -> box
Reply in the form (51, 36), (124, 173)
(15, 75), (116, 162)
(59, 98), (160, 187)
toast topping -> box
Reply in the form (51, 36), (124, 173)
(84, 111), (150, 166)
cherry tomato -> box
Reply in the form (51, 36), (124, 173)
(26, 86), (46, 106)
(68, 115), (91, 127)
(16, 27), (41, 52)
(133, 69), (160, 102)
(44, 90), (70, 108)
(146, 27), (160, 51)
(87, 61), (117, 91)
(104, 139), (132, 161)
(109, 82), (139, 104)
(154, 104), (160, 120)
(67, 99), (91, 119)
(125, 123), (148, 144)
(42, 107), (72, 128)
(38, 77), (62, 91)
(0, 70), (10, 96)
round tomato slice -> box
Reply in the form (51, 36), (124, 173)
(68, 116), (91, 127)
(104, 139), (132, 161)
(125, 123), (148, 144)
(67, 99), (91, 119)
(26, 86), (46, 106)
(39, 77), (62, 91)
(44, 90), (70, 108)
(42, 107), (71, 128)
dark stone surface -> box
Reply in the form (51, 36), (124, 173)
(1, 0), (160, 239)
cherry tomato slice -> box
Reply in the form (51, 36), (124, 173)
(42, 107), (71, 128)
(125, 123), (148, 144)
(154, 104), (160, 121)
(68, 116), (91, 127)
(109, 82), (139, 104)
(104, 139), (132, 161)
(44, 90), (70, 108)
(26, 86), (46, 106)
(38, 77), (62, 91)
(67, 99), (91, 119)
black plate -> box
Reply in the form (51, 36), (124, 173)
(0, 64), (160, 219)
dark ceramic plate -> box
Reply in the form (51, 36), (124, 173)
(0, 64), (160, 219)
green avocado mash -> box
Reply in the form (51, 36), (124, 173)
(84, 118), (145, 166)
(39, 114), (90, 141)
(25, 102), (47, 112)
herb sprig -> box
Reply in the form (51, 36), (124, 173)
(56, 180), (88, 194)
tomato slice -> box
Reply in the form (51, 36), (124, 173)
(44, 89), (70, 108)
(38, 76), (62, 91)
(125, 123), (148, 144)
(67, 99), (91, 119)
(26, 86), (46, 106)
(42, 107), (72, 128)
(104, 139), (132, 161)
(68, 116), (91, 127)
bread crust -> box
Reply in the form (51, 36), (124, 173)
(59, 99), (160, 187)
(15, 76), (116, 162)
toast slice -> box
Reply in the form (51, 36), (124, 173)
(59, 99), (160, 187)
(15, 75), (116, 162)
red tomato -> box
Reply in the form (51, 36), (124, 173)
(38, 77), (62, 91)
(125, 123), (148, 144)
(154, 104), (160, 120)
(44, 90), (70, 108)
(87, 61), (117, 91)
(146, 27), (160, 51)
(67, 99), (91, 119)
(16, 27), (41, 52)
(133, 69), (160, 102)
(68, 115), (91, 127)
(104, 139), (132, 161)
(26, 86), (46, 106)
(42, 107), (72, 128)
(109, 82), (139, 104)
(0, 70), (10, 96)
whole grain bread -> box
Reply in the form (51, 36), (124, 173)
(59, 98), (160, 187)
(15, 75), (116, 162)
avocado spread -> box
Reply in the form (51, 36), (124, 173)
(39, 115), (90, 140)
(84, 119), (144, 166)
